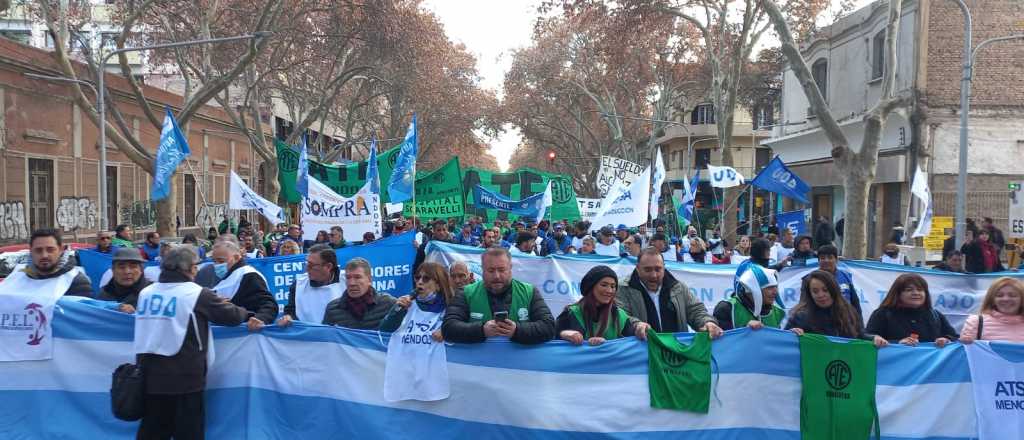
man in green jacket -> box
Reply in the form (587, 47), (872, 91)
(616, 247), (723, 338)
(442, 247), (555, 344)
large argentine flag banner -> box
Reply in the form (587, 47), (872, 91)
(0, 297), (1003, 439)
(427, 242), (1024, 329)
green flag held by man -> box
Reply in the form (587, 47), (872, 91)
(646, 330), (712, 413)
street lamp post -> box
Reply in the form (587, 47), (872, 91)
(95, 32), (270, 232)
(948, 0), (1024, 249)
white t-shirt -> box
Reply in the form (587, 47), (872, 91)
(595, 240), (620, 257)
(646, 287), (662, 319)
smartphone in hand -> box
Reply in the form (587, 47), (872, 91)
(493, 311), (509, 322)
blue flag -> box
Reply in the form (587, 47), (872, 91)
(388, 114), (417, 202)
(151, 108), (190, 201)
(776, 210), (807, 236)
(472, 185), (547, 217)
(677, 170), (700, 225)
(296, 135), (310, 198)
(750, 156), (810, 204)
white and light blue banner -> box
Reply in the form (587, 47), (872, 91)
(76, 232), (416, 308)
(1, 297), (1015, 439)
(427, 241), (1024, 329)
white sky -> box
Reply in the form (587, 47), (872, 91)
(423, 0), (875, 171)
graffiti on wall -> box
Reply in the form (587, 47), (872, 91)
(56, 197), (98, 232)
(196, 204), (237, 230)
(0, 201), (29, 242)
(119, 201), (156, 229)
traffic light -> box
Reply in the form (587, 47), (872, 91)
(1010, 182), (1021, 190)
(547, 150), (556, 164)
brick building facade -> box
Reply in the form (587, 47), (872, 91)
(0, 38), (265, 245)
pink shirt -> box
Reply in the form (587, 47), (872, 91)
(960, 311), (1024, 343)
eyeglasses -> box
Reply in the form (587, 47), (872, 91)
(414, 275), (433, 282)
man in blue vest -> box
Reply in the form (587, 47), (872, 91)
(442, 247), (555, 344)
(816, 244), (862, 315)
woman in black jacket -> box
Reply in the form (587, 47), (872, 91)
(786, 270), (888, 348)
(556, 265), (649, 346)
(866, 274), (957, 347)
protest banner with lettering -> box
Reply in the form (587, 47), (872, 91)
(576, 198), (602, 223)
(301, 176), (381, 243)
(461, 167), (579, 223)
(76, 232), (416, 308)
(276, 140), (400, 203)
(1010, 181), (1024, 238)
(427, 241), (1024, 329)
(596, 155), (644, 198)
(10, 297), (993, 439)
(401, 157), (464, 219)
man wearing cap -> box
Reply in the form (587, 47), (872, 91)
(713, 265), (785, 330)
(616, 247), (722, 337)
(443, 247), (555, 344)
(615, 225), (630, 243)
(595, 226), (621, 257)
(98, 247), (152, 313)
(541, 223), (572, 256)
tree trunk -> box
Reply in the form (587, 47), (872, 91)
(842, 171), (872, 259)
(155, 182), (176, 238)
(261, 159), (282, 218)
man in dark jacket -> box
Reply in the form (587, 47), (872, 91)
(209, 241), (279, 331)
(97, 247), (151, 312)
(442, 247), (555, 344)
(814, 216), (835, 248)
(135, 245), (248, 439)
(323, 257), (397, 329)
(616, 247), (721, 337)
(413, 220), (455, 273)
(24, 228), (93, 297)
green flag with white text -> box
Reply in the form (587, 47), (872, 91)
(402, 157), (464, 219)
(461, 167), (580, 224)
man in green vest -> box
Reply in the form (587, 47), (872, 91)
(713, 264), (786, 330)
(442, 247), (555, 344)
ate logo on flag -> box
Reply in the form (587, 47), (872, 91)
(826, 359), (853, 398)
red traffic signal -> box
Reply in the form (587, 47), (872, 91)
(547, 151), (556, 162)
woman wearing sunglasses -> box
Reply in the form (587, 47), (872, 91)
(380, 262), (453, 342)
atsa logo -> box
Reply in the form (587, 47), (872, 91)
(825, 360), (852, 390)
(661, 347), (688, 368)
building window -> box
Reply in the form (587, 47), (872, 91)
(28, 158), (54, 231)
(872, 31), (886, 80)
(0, 30), (31, 45)
(691, 104), (716, 125)
(274, 117), (294, 141)
(100, 32), (119, 53)
(812, 59), (828, 102)
(753, 104), (774, 130)
(694, 148), (712, 169)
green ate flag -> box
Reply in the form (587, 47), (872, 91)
(275, 139), (400, 203)
(461, 167), (580, 223)
(401, 157), (464, 219)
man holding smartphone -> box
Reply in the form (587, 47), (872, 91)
(442, 248), (556, 344)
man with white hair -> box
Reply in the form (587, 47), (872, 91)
(209, 240), (278, 331)
(134, 245), (248, 438)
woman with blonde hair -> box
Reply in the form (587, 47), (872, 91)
(960, 277), (1024, 344)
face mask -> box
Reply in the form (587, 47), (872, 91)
(214, 262), (229, 279)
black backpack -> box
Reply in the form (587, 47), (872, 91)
(111, 358), (145, 421)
